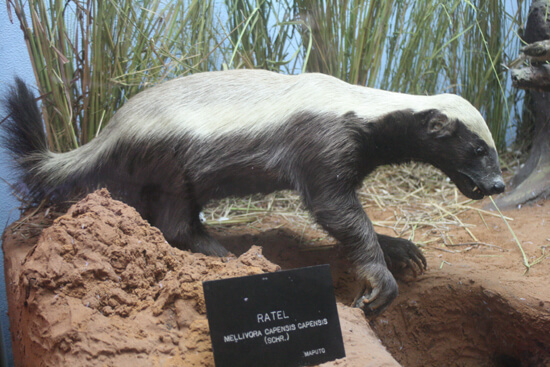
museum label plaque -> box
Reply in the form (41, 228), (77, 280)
(203, 264), (346, 367)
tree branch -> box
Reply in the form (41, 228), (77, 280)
(511, 64), (550, 91)
(521, 39), (550, 62)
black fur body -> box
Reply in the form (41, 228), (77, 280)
(1, 70), (505, 315)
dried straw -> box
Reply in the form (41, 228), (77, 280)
(202, 162), (501, 251)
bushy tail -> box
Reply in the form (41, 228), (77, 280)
(2, 78), (51, 201)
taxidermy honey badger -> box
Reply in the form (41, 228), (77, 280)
(2, 69), (505, 316)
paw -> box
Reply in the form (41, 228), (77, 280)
(193, 234), (230, 257)
(171, 232), (230, 257)
(377, 234), (426, 277)
(354, 264), (398, 317)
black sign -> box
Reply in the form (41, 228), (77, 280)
(203, 265), (345, 367)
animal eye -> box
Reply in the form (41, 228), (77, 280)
(475, 146), (486, 156)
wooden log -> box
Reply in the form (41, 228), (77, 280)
(511, 64), (550, 91)
(521, 39), (550, 62)
(495, 0), (550, 208)
(508, 39), (550, 68)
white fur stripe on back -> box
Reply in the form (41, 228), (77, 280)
(107, 69), (495, 148)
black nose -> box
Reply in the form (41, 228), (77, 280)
(491, 180), (505, 194)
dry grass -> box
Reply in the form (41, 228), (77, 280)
(11, 159), (539, 269)
(8, 159), (519, 254)
(8, 0), (527, 152)
(202, 162), (513, 249)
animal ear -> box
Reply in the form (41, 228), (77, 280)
(415, 110), (456, 138)
(427, 115), (456, 138)
(414, 109), (438, 121)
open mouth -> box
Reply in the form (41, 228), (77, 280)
(470, 184), (485, 200)
(449, 171), (486, 200)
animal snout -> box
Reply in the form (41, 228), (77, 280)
(486, 179), (505, 195)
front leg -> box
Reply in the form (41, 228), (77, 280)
(304, 186), (398, 317)
(377, 234), (427, 277)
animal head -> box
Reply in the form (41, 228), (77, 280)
(411, 98), (505, 200)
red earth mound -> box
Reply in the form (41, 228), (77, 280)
(3, 189), (550, 366)
(2, 189), (399, 367)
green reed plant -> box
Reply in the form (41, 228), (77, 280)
(9, 0), (528, 152)
(8, 0), (223, 151)
(224, 0), (302, 72)
(294, 0), (396, 86)
(382, 0), (528, 149)
(295, 0), (528, 149)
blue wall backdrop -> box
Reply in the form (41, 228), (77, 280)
(0, 2), (37, 365)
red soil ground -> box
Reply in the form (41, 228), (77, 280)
(3, 189), (549, 366)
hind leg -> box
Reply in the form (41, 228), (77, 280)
(141, 185), (229, 257)
(176, 216), (229, 257)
